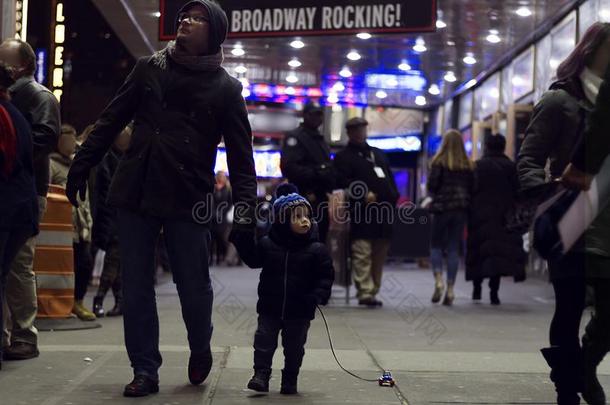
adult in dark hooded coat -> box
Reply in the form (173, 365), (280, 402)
(66, 0), (257, 397)
(465, 134), (526, 305)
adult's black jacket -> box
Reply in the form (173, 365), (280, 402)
(281, 125), (335, 201)
(68, 57), (257, 226)
(238, 224), (334, 320)
(9, 76), (60, 197)
(334, 142), (399, 239)
(92, 147), (122, 250)
(466, 153), (526, 282)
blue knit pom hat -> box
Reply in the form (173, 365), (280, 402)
(272, 183), (312, 223)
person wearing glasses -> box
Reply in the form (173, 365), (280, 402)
(66, 0), (257, 397)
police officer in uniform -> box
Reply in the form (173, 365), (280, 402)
(281, 103), (335, 243)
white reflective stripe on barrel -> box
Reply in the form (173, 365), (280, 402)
(36, 230), (73, 247)
(36, 273), (75, 290)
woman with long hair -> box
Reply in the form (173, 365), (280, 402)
(518, 22), (610, 405)
(0, 61), (38, 369)
(426, 129), (473, 306)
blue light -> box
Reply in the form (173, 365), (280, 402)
(365, 72), (427, 91)
(367, 135), (422, 152)
(35, 49), (47, 84)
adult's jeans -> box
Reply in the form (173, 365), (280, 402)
(430, 210), (466, 284)
(0, 229), (31, 356)
(118, 209), (213, 380)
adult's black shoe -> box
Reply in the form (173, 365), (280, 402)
(3, 342), (39, 360)
(358, 298), (382, 307)
(188, 350), (213, 385)
(123, 375), (159, 397)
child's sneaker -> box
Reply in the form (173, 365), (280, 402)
(280, 370), (298, 395)
(247, 369), (271, 392)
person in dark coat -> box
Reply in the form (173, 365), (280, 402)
(91, 125), (132, 318)
(517, 22), (610, 405)
(281, 102), (335, 243)
(65, 1), (257, 397)
(466, 134), (526, 305)
(237, 184), (334, 395)
(0, 39), (60, 362)
(427, 129), (474, 306)
(334, 117), (399, 307)
(0, 61), (38, 369)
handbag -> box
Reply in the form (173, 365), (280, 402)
(505, 182), (561, 235)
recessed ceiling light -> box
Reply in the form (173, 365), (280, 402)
(357, 32), (372, 40)
(339, 67), (352, 78)
(415, 95), (427, 106)
(428, 84), (440, 95)
(463, 54), (477, 65)
(516, 7), (532, 17)
(286, 73), (299, 83)
(413, 37), (427, 53)
(231, 46), (245, 56)
(376, 90), (388, 99)
(290, 40), (305, 49)
(288, 58), (302, 68)
(235, 65), (247, 74)
(436, 20), (447, 29)
(285, 86), (296, 95)
(444, 71), (457, 82)
(327, 93), (339, 104)
(153, 11), (161, 18)
(398, 62), (411, 71)
(332, 82), (345, 92)
(347, 51), (361, 61)
(465, 79), (477, 89)
(486, 31), (501, 44)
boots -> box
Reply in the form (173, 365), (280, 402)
(280, 370), (298, 395)
(106, 299), (123, 317)
(582, 334), (607, 405)
(541, 347), (582, 405)
(247, 368), (271, 392)
(432, 273), (444, 303)
(472, 282), (482, 301)
(490, 290), (501, 306)
(72, 300), (96, 321)
(442, 283), (455, 306)
(92, 296), (105, 318)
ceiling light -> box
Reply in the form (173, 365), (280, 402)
(285, 86), (296, 95)
(357, 32), (371, 40)
(376, 90), (388, 99)
(339, 67), (352, 78)
(447, 40), (455, 46)
(413, 37), (427, 53)
(516, 7), (532, 17)
(288, 58), (302, 68)
(444, 71), (457, 82)
(241, 88), (251, 98)
(290, 40), (305, 49)
(235, 65), (247, 74)
(327, 93), (339, 104)
(332, 82), (345, 92)
(463, 54), (477, 65)
(153, 11), (161, 18)
(415, 95), (427, 106)
(231, 46), (245, 57)
(436, 20), (447, 29)
(347, 50), (361, 61)
(286, 73), (299, 83)
(465, 79), (477, 89)
(428, 84), (440, 95)
(398, 62), (411, 71)
(486, 31), (501, 44)
(600, 9), (610, 20)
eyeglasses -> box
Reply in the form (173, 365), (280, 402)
(177, 13), (209, 24)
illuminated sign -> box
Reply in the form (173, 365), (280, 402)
(215, 149), (283, 178)
(367, 135), (422, 152)
(365, 72), (427, 92)
(160, 0), (436, 40)
(35, 49), (46, 84)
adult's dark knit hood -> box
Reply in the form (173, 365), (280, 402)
(175, 0), (228, 54)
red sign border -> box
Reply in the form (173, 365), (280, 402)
(159, 0), (437, 41)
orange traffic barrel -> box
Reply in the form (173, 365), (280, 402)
(33, 184), (75, 318)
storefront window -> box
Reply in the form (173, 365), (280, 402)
(512, 47), (535, 102)
(458, 92), (473, 130)
(474, 73), (500, 120)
